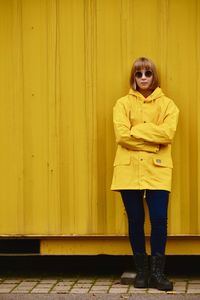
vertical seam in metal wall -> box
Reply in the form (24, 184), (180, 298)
(46, 0), (50, 235)
(92, 0), (98, 234)
(188, 0), (198, 235)
(56, 0), (61, 234)
(83, 0), (88, 235)
(19, 0), (25, 234)
(72, 0), (76, 233)
(196, 0), (200, 232)
(84, 0), (98, 234)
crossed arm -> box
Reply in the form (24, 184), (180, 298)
(113, 100), (179, 153)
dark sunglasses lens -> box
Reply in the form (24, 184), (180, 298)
(135, 71), (152, 78)
(135, 72), (142, 78)
(145, 70), (152, 77)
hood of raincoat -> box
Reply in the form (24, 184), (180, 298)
(128, 87), (164, 102)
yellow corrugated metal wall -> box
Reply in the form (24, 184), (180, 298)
(0, 0), (200, 253)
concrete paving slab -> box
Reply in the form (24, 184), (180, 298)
(90, 286), (109, 291)
(109, 287), (129, 293)
(188, 284), (200, 289)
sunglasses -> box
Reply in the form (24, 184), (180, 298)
(135, 70), (153, 78)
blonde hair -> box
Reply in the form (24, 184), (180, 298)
(130, 57), (159, 91)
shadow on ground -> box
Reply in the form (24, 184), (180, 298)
(0, 255), (199, 278)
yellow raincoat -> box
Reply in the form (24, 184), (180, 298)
(111, 87), (179, 191)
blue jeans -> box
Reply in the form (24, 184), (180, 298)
(120, 190), (169, 255)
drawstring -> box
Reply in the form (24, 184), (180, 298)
(143, 190), (146, 199)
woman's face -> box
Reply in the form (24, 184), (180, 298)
(135, 69), (153, 91)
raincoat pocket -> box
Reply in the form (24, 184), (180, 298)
(113, 146), (131, 166)
(113, 156), (131, 166)
(153, 158), (173, 168)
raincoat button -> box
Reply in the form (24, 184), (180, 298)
(156, 159), (161, 163)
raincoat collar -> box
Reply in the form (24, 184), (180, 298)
(128, 87), (164, 102)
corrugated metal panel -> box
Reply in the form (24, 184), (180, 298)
(0, 0), (200, 241)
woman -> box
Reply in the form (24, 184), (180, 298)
(111, 57), (179, 291)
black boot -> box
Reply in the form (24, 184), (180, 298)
(149, 253), (173, 291)
(133, 253), (149, 288)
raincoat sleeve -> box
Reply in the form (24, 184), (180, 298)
(130, 100), (179, 145)
(113, 101), (160, 153)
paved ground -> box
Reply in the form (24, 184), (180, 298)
(0, 295), (200, 300)
(0, 274), (199, 297)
